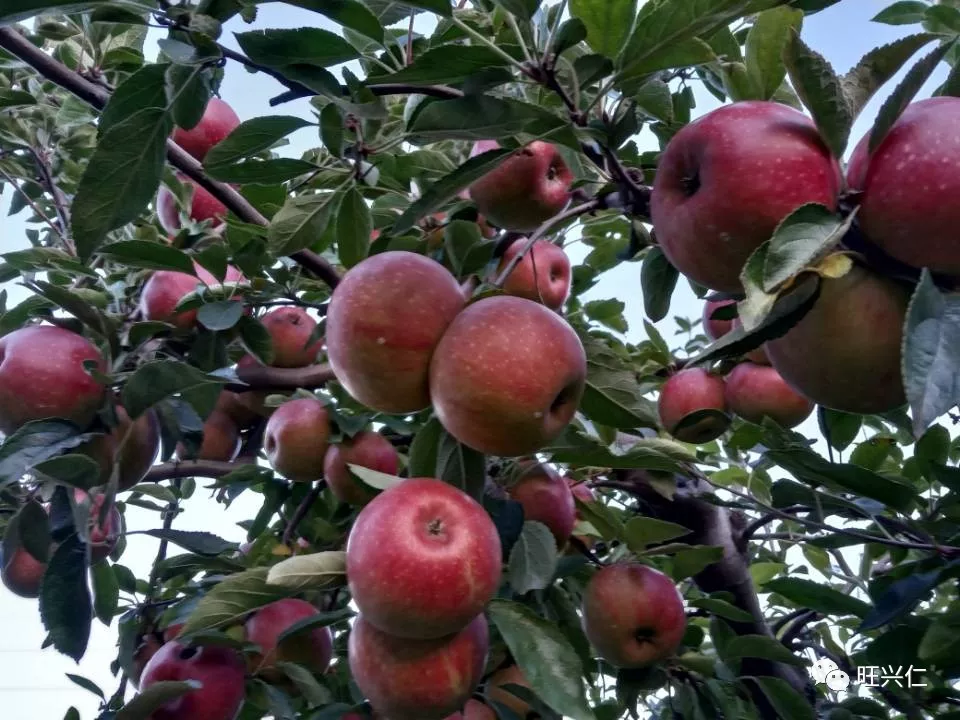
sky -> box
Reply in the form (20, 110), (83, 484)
(0, 0), (950, 717)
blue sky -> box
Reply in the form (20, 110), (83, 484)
(0, 1), (948, 717)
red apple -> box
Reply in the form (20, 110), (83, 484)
(348, 613), (489, 720)
(164, 624), (185, 643)
(214, 388), (261, 430)
(724, 362), (814, 429)
(507, 463), (576, 547)
(487, 665), (534, 717)
(140, 262), (245, 330)
(172, 97), (241, 162)
(131, 634), (163, 688)
(496, 239), (572, 311)
(703, 299), (735, 341)
(468, 141), (573, 232)
(0, 325), (106, 435)
(567, 478), (597, 549)
(176, 410), (241, 462)
(346, 478), (501, 639)
(651, 101), (842, 292)
(261, 307), (323, 368)
(581, 563), (686, 668)
(74, 489), (121, 563)
(324, 431), (400, 506)
(657, 368), (729, 443)
(0, 544), (46, 599)
(326, 251), (465, 414)
(80, 405), (160, 491)
(765, 265), (908, 414)
(429, 296), (587, 457)
(157, 175), (229, 234)
(457, 699), (495, 720)
(263, 398), (332, 482)
(848, 97), (960, 274)
(139, 641), (247, 720)
(245, 598), (333, 677)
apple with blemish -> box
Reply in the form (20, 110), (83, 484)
(324, 431), (400, 506)
(497, 239), (572, 310)
(657, 368), (729, 443)
(264, 397), (332, 482)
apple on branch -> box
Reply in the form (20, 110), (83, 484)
(325, 431), (400, 506)
(657, 367), (730, 443)
(496, 238), (572, 311)
(172, 97), (240, 162)
(264, 397), (332, 482)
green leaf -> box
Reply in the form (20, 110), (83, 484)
(236, 28), (360, 69)
(508, 521), (558, 594)
(749, 561), (786, 586)
(33, 454), (102, 490)
(205, 158), (318, 184)
(0, 89), (38, 108)
(689, 598), (755, 623)
(409, 96), (568, 142)
(633, 79), (674, 123)
(23, 280), (114, 341)
(552, 18), (588, 57)
(165, 65), (211, 131)
(15, 500), (51, 563)
(783, 31), (852, 158)
(569, 0), (637, 58)
(121, 360), (226, 419)
(40, 535), (91, 662)
(444, 221), (493, 278)
(285, 0), (384, 41)
(873, 1), (931, 26)
(407, 416), (443, 478)
(742, 676), (815, 720)
(488, 599), (595, 720)
(277, 607), (355, 644)
(725, 634), (808, 667)
(0, 420), (92, 489)
(204, 116), (312, 168)
(579, 338), (658, 431)
(336, 186), (373, 268)
(116, 681), (199, 720)
(860, 569), (943, 631)
(138, 529), (236, 556)
(760, 203), (852, 291)
(72, 108), (172, 260)
(265, 551), (347, 592)
(91, 560), (119, 625)
(268, 192), (340, 256)
(347, 464), (404, 491)
(918, 612), (960, 661)
(841, 34), (937, 120)
(745, 6), (804, 100)
(65, 673), (103, 700)
(275, 662), (333, 705)
(97, 240), (195, 273)
(320, 103), (344, 158)
(196, 300), (244, 331)
(624, 517), (691, 552)
(763, 577), (871, 617)
(436, 428), (485, 502)
(368, 45), (510, 86)
(640, 246), (678, 322)
(492, 0), (540, 20)
(181, 568), (289, 635)
(902, 270), (960, 437)
(98, 63), (168, 136)
(869, 42), (955, 153)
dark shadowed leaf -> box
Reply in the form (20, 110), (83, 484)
(841, 34), (937, 120)
(492, 0), (540, 20)
(165, 64), (211, 131)
(40, 535), (91, 662)
(65, 673), (103, 700)
(277, 607), (355, 644)
(860, 569), (944, 631)
(488, 599), (595, 720)
(235, 28), (361, 69)
(33, 454), (102, 490)
(725, 635), (808, 667)
(508, 521), (558, 594)
(689, 598), (755, 623)
(369, 45), (509, 85)
(407, 417), (443, 478)
(121, 360), (226, 419)
(0, 420), (92, 488)
(204, 116), (313, 168)
(640, 246), (678, 322)
(742, 676), (815, 720)
(116, 681), (200, 720)
(97, 241), (195, 273)
(337, 186), (373, 268)
(763, 577), (870, 617)
(285, 0), (384, 41)
(436, 429), (485, 502)
(873, 1), (929, 26)
(138, 529), (236, 556)
(91, 560), (119, 625)
(320, 103), (344, 157)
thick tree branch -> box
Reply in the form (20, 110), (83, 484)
(144, 459), (248, 482)
(0, 27), (341, 289)
(229, 362), (336, 392)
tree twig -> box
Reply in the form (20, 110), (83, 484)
(0, 165), (64, 242)
(144, 459), (250, 483)
(282, 480), (326, 546)
(229, 362), (336, 393)
(29, 146), (71, 235)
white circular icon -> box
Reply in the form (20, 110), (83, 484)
(825, 669), (851, 692)
(811, 657), (839, 684)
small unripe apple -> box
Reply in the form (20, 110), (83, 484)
(261, 307), (323, 368)
(468, 141), (574, 232)
(429, 296), (587, 457)
(651, 101), (842, 292)
(347, 478), (501, 639)
(139, 263), (245, 330)
(0, 325), (107, 435)
(172, 97), (241, 162)
(657, 368), (729, 443)
(176, 410), (241, 462)
(348, 613), (489, 720)
(139, 641), (247, 720)
(263, 398), (332, 482)
(581, 563), (686, 668)
(497, 239), (572, 310)
(507, 463), (576, 547)
(245, 598), (333, 677)
(0, 544), (46, 599)
(325, 251), (465, 414)
(724, 363), (814, 429)
(74, 489), (121, 563)
(157, 175), (228, 234)
(80, 405), (160, 491)
(487, 665), (534, 717)
(324, 431), (400, 506)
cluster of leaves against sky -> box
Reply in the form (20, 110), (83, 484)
(5, 0), (960, 719)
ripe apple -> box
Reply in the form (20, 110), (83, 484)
(214, 388), (261, 430)
(74, 489), (121, 563)
(80, 405), (160, 491)
(324, 431), (400, 506)
(765, 265), (909, 414)
(724, 362), (814, 429)
(326, 251), (464, 413)
(497, 239), (572, 311)
(348, 613), (489, 720)
(230, 355), (273, 420)
(429, 295), (587, 457)
(140, 263), (245, 329)
(157, 175), (229, 234)
(172, 97), (240, 162)
(261, 307), (323, 368)
(468, 141), (573, 232)
(657, 368), (729, 443)
(702, 300), (769, 364)
(487, 665), (534, 717)
(263, 398), (332, 482)
(848, 97), (960, 274)
(131, 634), (163, 687)
(346, 478), (501, 639)
(581, 563), (686, 668)
(651, 101), (842, 292)
(0, 544), (46, 598)
(507, 462), (576, 547)
(139, 641), (247, 720)
(0, 325), (106, 435)
(176, 410), (241, 462)
(457, 699), (495, 720)
(164, 623), (185, 643)
(245, 598), (333, 677)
